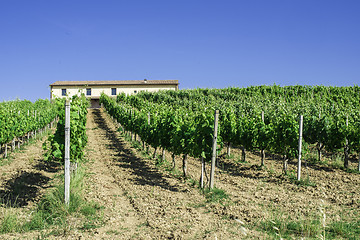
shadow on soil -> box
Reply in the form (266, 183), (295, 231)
(0, 171), (50, 207)
(34, 160), (62, 173)
(217, 157), (271, 180)
(92, 109), (180, 192)
(217, 152), (334, 184)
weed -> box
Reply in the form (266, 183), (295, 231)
(81, 221), (98, 230)
(235, 157), (248, 164)
(202, 187), (228, 203)
(226, 154), (235, 159)
(0, 210), (19, 233)
(188, 202), (206, 208)
(267, 166), (275, 176)
(326, 216), (360, 239)
(165, 165), (183, 179)
(329, 153), (344, 169)
(130, 140), (142, 151)
(106, 229), (121, 235)
(155, 156), (164, 166)
(187, 178), (198, 187)
(288, 170), (317, 187)
(137, 221), (150, 228)
(0, 155), (14, 166)
(345, 168), (360, 174)
(260, 216), (322, 238)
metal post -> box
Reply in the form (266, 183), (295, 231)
(209, 110), (219, 189)
(297, 115), (303, 181)
(64, 100), (71, 205)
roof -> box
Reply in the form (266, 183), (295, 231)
(50, 80), (179, 87)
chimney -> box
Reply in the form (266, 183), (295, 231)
(144, 78), (147, 83)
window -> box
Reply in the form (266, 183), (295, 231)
(62, 89), (66, 96)
(111, 88), (116, 95)
(86, 88), (91, 96)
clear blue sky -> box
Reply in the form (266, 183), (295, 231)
(1, 0), (359, 101)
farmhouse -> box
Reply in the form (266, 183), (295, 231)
(49, 79), (179, 108)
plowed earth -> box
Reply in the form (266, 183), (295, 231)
(1, 108), (359, 239)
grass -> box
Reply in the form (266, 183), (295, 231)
(0, 163), (102, 235)
(327, 153), (345, 169)
(0, 208), (20, 233)
(257, 204), (360, 240)
(326, 218), (360, 239)
(202, 187), (229, 203)
(260, 217), (360, 240)
(258, 205), (324, 239)
(154, 155), (164, 167)
(235, 157), (249, 164)
(0, 155), (14, 166)
(260, 217), (323, 239)
(225, 153), (235, 159)
(287, 169), (317, 187)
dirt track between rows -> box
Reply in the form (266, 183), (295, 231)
(83, 108), (244, 239)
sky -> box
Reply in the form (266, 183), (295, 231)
(1, 0), (359, 101)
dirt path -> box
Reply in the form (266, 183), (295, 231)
(83, 108), (149, 239)
(82, 108), (248, 239)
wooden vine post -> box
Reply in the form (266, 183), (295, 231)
(64, 100), (71, 206)
(209, 110), (219, 190)
(297, 115), (303, 181)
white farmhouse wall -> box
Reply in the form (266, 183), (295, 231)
(52, 86), (86, 99)
(51, 84), (177, 99)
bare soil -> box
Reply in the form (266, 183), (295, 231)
(1, 108), (359, 239)
(0, 135), (60, 209)
(0, 133), (62, 239)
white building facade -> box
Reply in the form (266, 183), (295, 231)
(50, 79), (179, 108)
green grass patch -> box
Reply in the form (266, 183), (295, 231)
(259, 217), (323, 239)
(259, 217), (360, 239)
(131, 140), (143, 151)
(154, 156), (165, 167)
(202, 187), (228, 203)
(225, 153), (235, 159)
(258, 206), (360, 240)
(326, 218), (360, 239)
(0, 210), (20, 233)
(287, 170), (317, 187)
(0, 164), (102, 234)
(345, 168), (360, 174)
(0, 155), (13, 166)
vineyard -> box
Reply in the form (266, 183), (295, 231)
(0, 85), (359, 239)
(0, 99), (57, 157)
(100, 85), (360, 176)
